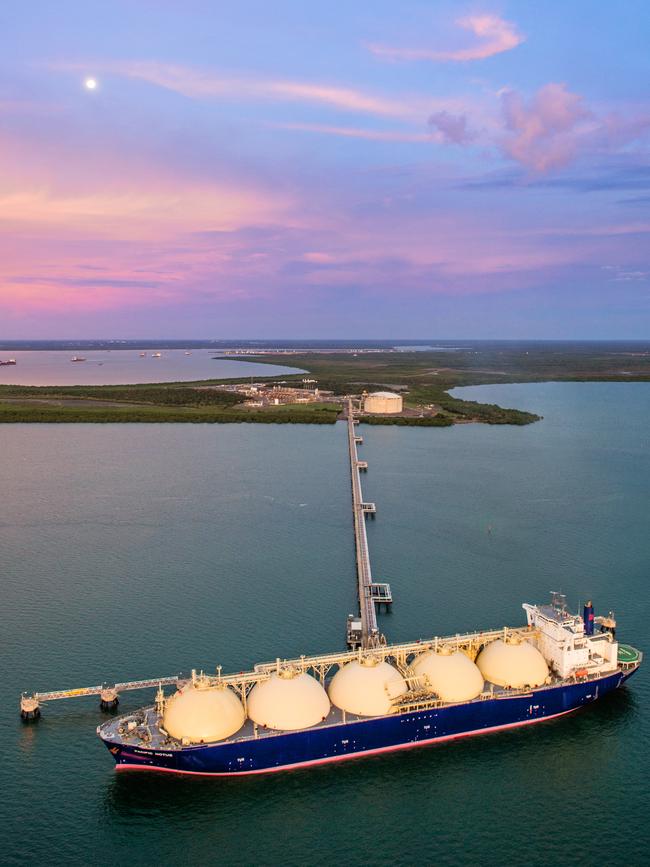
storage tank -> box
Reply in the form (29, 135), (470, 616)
(328, 656), (407, 716)
(411, 647), (484, 702)
(363, 391), (403, 414)
(162, 683), (245, 744)
(476, 636), (549, 688)
(247, 668), (330, 731)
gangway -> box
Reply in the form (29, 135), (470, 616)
(20, 675), (184, 719)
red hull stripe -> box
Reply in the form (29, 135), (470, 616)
(115, 706), (576, 777)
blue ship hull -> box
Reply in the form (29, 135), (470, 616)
(103, 668), (637, 776)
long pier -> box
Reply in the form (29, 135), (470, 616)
(346, 399), (391, 649)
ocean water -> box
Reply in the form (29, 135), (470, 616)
(0, 349), (302, 386)
(2, 382), (649, 866)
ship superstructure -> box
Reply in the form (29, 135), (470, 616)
(523, 594), (619, 678)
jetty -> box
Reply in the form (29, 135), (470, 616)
(346, 399), (391, 650)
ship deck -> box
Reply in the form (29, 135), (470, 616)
(97, 665), (627, 753)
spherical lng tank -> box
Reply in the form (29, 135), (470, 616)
(476, 636), (549, 688)
(162, 683), (245, 744)
(411, 647), (484, 702)
(363, 391), (403, 414)
(328, 656), (407, 716)
(247, 668), (330, 731)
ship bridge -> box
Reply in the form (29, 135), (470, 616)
(523, 599), (619, 679)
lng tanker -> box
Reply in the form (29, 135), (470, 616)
(98, 596), (641, 775)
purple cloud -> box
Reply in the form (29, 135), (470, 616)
(428, 111), (476, 144)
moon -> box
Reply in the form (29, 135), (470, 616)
(84, 77), (98, 91)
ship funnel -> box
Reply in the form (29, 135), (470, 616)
(583, 601), (595, 636)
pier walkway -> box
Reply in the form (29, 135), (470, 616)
(346, 399), (391, 649)
(32, 676), (182, 703)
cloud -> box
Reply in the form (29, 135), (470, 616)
(0, 167), (292, 240)
(302, 252), (337, 264)
(428, 111), (476, 144)
(602, 265), (649, 282)
(272, 121), (432, 142)
(500, 83), (591, 172)
(50, 59), (414, 119)
(368, 14), (524, 62)
(48, 59), (481, 126)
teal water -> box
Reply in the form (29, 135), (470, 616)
(2, 382), (649, 866)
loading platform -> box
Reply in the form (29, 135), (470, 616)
(368, 583), (392, 604)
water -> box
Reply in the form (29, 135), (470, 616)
(2, 382), (649, 866)
(0, 349), (302, 386)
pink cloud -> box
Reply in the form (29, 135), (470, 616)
(368, 14), (524, 62)
(0, 185), (290, 239)
(302, 251), (337, 264)
(500, 83), (591, 172)
(48, 59), (478, 124)
(0, 124), (294, 242)
(49, 60), (412, 119)
(273, 121), (432, 142)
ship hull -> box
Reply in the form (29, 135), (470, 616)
(103, 668), (637, 776)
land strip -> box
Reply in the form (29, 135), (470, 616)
(1, 343), (649, 425)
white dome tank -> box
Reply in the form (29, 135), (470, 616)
(247, 668), (330, 731)
(477, 636), (549, 688)
(162, 683), (245, 744)
(328, 656), (407, 717)
(411, 647), (484, 702)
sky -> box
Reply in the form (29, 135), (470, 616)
(1, 0), (649, 339)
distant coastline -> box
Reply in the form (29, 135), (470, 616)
(1, 340), (649, 426)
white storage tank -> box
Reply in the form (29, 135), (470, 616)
(411, 647), (484, 703)
(247, 668), (330, 731)
(162, 683), (245, 744)
(476, 636), (549, 688)
(363, 391), (403, 414)
(328, 656), (407, 716)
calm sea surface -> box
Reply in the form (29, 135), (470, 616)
(2, 382), (649, 866)
(0, 349), (302, 386)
